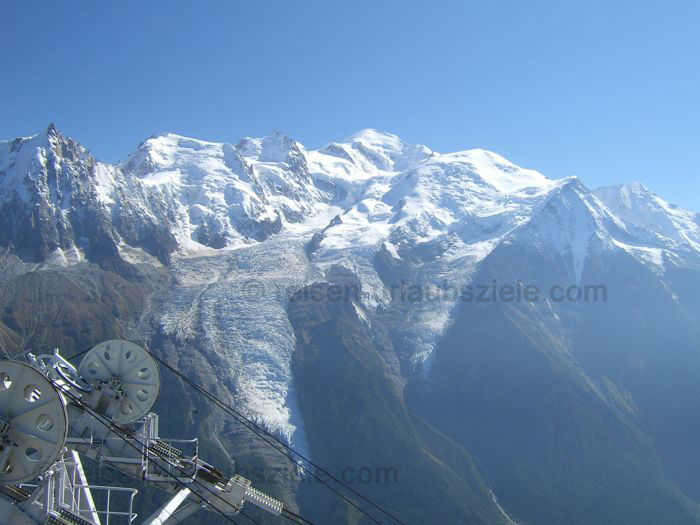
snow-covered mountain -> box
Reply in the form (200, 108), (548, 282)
(3, 124), (699, 420)
(2, 124), (700, 524)
(3, 124), (699, 429)
(594, 182), (700, 255)
(6, 125), (696, 272)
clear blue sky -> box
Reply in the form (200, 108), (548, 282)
(2, 1), (699, 209)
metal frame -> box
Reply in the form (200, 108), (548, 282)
(0, 341), (285, 524)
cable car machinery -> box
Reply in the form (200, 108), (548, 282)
(0, 340), (284, 524)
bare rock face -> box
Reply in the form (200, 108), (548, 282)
(0, 125), (174, 268)
(0, 125), (110, 261)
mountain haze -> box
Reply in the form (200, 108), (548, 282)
(1, 124), (699, 524)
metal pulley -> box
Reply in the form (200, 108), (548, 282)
(0, 360), (68, 485)
(78, 340), (161, 423)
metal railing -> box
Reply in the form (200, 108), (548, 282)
(20, 454), (139, 525)
(67, 483), (138, 525)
